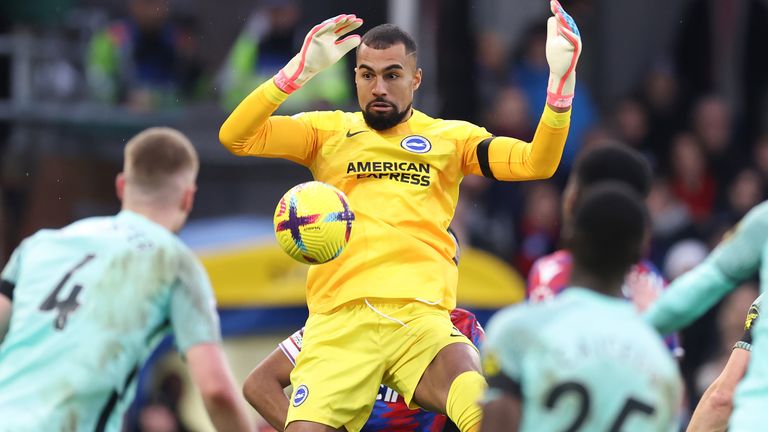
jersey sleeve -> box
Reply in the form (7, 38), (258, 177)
(462, 106), (570, 181)
(219, 79), (322, 166)
(277, 327), (304, 366)
(482, 306), (529, 400)
(0, 240), (26, 301)
(735, 293), (763, 351)
(645, 201), (768, 335)
(170, 253), (222, 354)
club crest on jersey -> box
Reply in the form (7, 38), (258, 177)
(400, 135), (432, 154)
(293, 385), (309, 407)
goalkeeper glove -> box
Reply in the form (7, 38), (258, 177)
(274, 14), (363, 94)
(545, 0), (582, 109)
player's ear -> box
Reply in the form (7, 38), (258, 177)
(115, 173), (126, 202)
(412, 67), (422, 91)
(181, 185), (197, 214)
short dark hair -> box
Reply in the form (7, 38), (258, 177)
(124, 127), (198, 193)
(570, 182), (648, 281)
(572, 143), (652, 198)
(359, 24), (417, 58)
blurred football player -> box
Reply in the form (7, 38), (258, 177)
(0, 128), (253, 431)
(482, 182), (683, 431)
(527, 143), (682, 355)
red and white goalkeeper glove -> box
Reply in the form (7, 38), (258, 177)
(274, 14), (363, 94)
(545, 0), (582, 109)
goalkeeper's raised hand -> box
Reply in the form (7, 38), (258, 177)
(545, 0), (582, 109)
(274, 14), (363, 94)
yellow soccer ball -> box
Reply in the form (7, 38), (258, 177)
(273, 181), (355, 264)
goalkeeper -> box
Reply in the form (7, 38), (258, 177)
(219, 2), (581, 431)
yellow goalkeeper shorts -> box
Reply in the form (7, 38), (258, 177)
(285, 298), (475, 431)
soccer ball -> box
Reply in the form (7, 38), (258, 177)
(273, 181), (355, 264)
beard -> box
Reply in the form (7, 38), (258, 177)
(362, 99), (412, 131)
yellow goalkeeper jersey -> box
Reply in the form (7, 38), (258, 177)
(220, 80), (571, 313)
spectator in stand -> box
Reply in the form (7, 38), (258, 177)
(705, 168), (766, 252)
(217, 0), (352, 112)
(454, 86), (534, 259)
(86, 0), (204, 110)
(667, 132), (716, 224)
(647, 178), (697, 267)
(611, 98), (654, 159)
(752, 134), (768, 184)
(514, 181), (560, 276)
(639, 63), (683, 164)
(691, 95), (741, 185)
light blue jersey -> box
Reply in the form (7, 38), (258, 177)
(483, 288), (682, 432)
(644, 200), (768, 429)
(0, 210), (220, 432)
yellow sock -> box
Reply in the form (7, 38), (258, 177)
(446, 371), (487, 432)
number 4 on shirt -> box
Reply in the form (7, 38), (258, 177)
(39, 254), (95, 330)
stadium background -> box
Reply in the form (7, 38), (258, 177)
(0, 0), (766, 430)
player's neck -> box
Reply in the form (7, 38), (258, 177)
(569, 267), (623, 298)
(122, 203), (182, 233)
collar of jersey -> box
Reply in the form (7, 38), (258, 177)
(117, 209), (171, 236)
(356, 109), (429, 136)
(562, 286), (630, 306)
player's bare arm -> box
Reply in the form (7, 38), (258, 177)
(0, 289), (11, 342)
(463, 0), (581, 182)
(688, 295), (760, 431)
(243, 347), (294, 431)
(186, 343), (255, 432)
(687, 348), (750, 432)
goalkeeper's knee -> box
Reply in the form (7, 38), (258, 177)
(446, 371), (487, 432)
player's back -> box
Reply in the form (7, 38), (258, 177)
(486, 288), (682, 432)
(0, 210), (197, 431)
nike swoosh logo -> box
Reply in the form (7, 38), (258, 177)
(346, 130), (367, 138)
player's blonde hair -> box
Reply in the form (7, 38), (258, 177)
(123, 127), (199, 203)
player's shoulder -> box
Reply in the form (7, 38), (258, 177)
(291, 110), (359, 131)
(171, 241), (207, 284)
(25, 215), (116, 248)
(412, 110), (490, 139)
(486, 302), (543, 340)
(60, 214), (114, 234)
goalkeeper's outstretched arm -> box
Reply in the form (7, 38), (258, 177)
(219, 14), (362, 161)
(463, 0), (581, 181)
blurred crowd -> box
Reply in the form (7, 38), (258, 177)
(2, 0), (768, 428)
